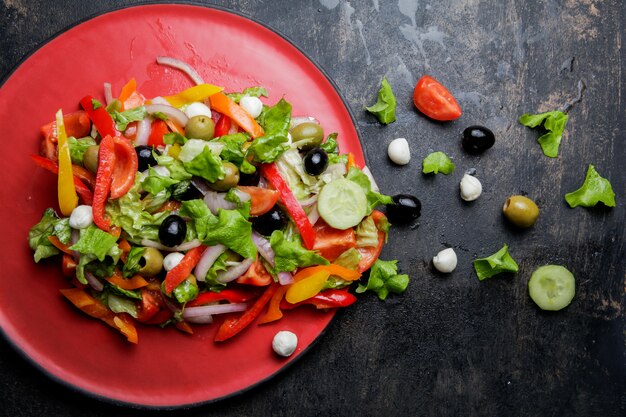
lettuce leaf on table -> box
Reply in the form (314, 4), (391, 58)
(519, 110), (568, 158)
(565, 164), (616, 208)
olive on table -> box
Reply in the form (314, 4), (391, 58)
(238, 169), (260, 186)
(138, 247), (164, 277)
(185, 115), (215, 140)
(303, 147), (329, 176)
(159, 215), (187, 247)
(290, 122), (324, 150)
(252, 205), (288, 236)
(462, 125), (495, 153)
(386, 194), (421, 224)
(83, 145), (100, 173)
(210, 162), (240, 191)
(503, 195), (539, 228)
(135, 145), (160, 171)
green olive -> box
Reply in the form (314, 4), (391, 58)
(503, 195), (539, 228)
(185, 115), (215, 140)
(290, 122), (324, 150)
(138, 247), (164, 277)
(210, 162), (240, 191)
(83, 145), (100, 173)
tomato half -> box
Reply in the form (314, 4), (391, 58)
(135, 288), (163, 322)
(236, 257), (273, 286)
(312, 221), (357, 262)
(238, 186), (280, 216)
(413, 75), (462, 121)
(357, 210), (386, 272)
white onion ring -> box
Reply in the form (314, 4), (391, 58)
(156, 56), (205, 86)
(103, 82), (113, 105)
(362, 165), (380, 193)
(251, 232), (275, 267)
(194, 244), (227, 282)
(150, 96), (170, 106)
(290, 116), (319, 130)
(144, 104), (189, 127)
(84, 272), (103, 292)
(298, 194), (318, 207)
(203, 190), (250, 215)
(217, 258), (254, 283)
(191, 177), (211, 195)
(278, 272), (294, 285)
(134, 117), (151, 146)
(140, 238), (202, 252)
(182, 303), (248, 321)
(307, 205), (320, 225)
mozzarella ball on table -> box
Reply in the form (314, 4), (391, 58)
(460, 174), (482, 201)
(387, 138), (410, 165)
(433, 248), (458, 273)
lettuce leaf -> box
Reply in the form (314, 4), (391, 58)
(356, 259), (409, 300)
(226, 87), (268, 104)
(346, 167), (393, 214)
(355, 215), (379, 248)
(422, 151), (455, 175)
(106, 293), (138, 318)
(122, 247), (145, 278)
(519, 110), (568, 158)
(141, 167), (179, 195)
(248, 98), (291, 163)
(365, 78), (396, 125)
(270, 230), (329, 273)
(163, 132), (188, 145)
(68, 136), (96, 165)
(216, 133), (256, 174)
(564, 164), (616, 208)
(28, 208), (62, 262)
(320, 133), (339, 154)
(473, 244), (519, 280)
(69, 225), (119, 262)
(110, 106), (147, 131)
(153, 154), (192, 181)
(183, 146), (225, 183)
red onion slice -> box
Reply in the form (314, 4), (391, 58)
(144, 104), (189, 127)
(362, 165), (380, 193)
(251, 232), (275, 267)
(194, 244), (227, 282)
(103, 82), (113, 105)
(85, 271), (103, 292)
(156, 56), (205, 86)
(203, 190), (251, 215)
(141, 238), (202, 252)
(217, 258), (254, 283)
(182, 303), (248, 322)
(134, 117), (151, 146)
(278, 272), (294, 285)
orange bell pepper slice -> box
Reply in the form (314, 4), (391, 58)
(258, 285), (289, 324)
(106, 270), (149, 290)
(118, 78), (136, 105)
(209, 92), (264, 138)
(47, 235), (73, 255)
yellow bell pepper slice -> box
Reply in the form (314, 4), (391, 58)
(163, 84), (223, 108)
(292, 264), (362, 282)
(55, 109), (78, 216)
(285, 270), (331, 304)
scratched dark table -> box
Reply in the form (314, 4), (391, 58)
(1, 0), (624, 416)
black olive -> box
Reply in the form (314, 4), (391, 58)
(462, 125), (495, 153)
(303, 147), (329, 176)
(135, 145), (160, 171)
(386, 194), (421, 224)
(238, 169), (260, 186)
(251, 205), (287, 236)
(172, 180), (203, 201)
(159, 215), (187, 247)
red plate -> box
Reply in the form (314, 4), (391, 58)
(0, 4), (363, 408)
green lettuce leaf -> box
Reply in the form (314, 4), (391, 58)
(355, 215), (379, 248)
(110, 106), (147, 131)
(173, 277), (199, 304)
(473, 244), (519, 280)
(153, 154), (192, 181)
(217, 133), (256, 174)
(320, 133), (339, 154)
(107, 282), (142, 300)
(248, 98), (291, 163)
(346, 167), (393, 214)
(519, 110), (568, 158)
(270, 230), (329, 273)
(356, 259), (409, 300)
(183, 146), (225, 183)
(68, 137), (96, 165)
(28, 208), (61, 262)
(365, 78), (396, 124)
(122, 247), (145, 278)
(141, 167), (179, 195)
(564, 164), (616, 208)
(70, 225), (118, 262)
(163, 132), (188, 145)
(202, 252), (229, 289)
(226, 87), (268, 104)
(106, 293), (138, 318)
(422, 151), (455, 175)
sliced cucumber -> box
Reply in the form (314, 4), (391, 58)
(317, 178), (367, 230)
(528, 265), (575, 311)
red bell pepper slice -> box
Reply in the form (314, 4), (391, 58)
(147, 119), (170, 147)
(92, 135), (116, 231)
(214, 282), (279, 342)
(280, 289), (357, 310)
(109, 136), (138, 199)
(163, 245), (207, 295)
(61, 254), (77, 277)
(31, 155), (93, 204)
(260, 163), (316, 249)
(186, 288), (259, 307)
(80, 95), (120, 138)
(214, 114), (232, 137)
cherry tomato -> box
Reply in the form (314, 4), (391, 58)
(238, 186), (280, 216)
(413, 75), (462, 121)
(312, 220), (357, 262)
(135, 288), (163, 322)
(236, 257), (273, 286)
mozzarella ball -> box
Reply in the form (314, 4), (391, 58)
(69, 205), (94, 229)
(240, 96), (264, 119)
(433, 248), (458, 273)
(163, 252), (185, 271)
(460, 174), (482, 201)
(272, 330), (298, 357)
(387, 138), (410, 165)
(184, 102), (212, 119)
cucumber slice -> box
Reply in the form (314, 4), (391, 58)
(317, 178), (367, 230)
(528, 265), (575, 311)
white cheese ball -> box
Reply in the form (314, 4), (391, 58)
(239, 96), (264, 119)
(184, 102), (212, 119)
(163, 252), (185, 271)
(68, 205), (94, 229)
(272, 330), (298, 357)
(433, 248), (458, 273)
(460, 174), (482, 201)
(387, 138), (410, 165)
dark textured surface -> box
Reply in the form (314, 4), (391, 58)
(1, 0), (624, 416)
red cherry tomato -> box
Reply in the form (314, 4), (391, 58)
(413, 75), (462, 121)
(312, 221), (357, 262)
(237, 186), (280, 216)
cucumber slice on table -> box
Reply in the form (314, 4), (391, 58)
(528, 265), (575, 311)
(317, 178), (367, 230)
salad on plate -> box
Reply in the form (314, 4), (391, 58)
(28, 57), (409, 345)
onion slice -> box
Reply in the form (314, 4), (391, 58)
(103, 82), (113, 105)
(251, 232), (275, 267)
(144, 104), (189, 127)
(156, 56), (205, 86)
(84, 272), (103, 292)
(135, 117), (151, 146)
(194, 244), (227, 282)
(141, 238), (202, 252)
(362, 165), (380, 193)
(307, 205), (320, 226)
(217, 258), (254, 283)
(298, 194), (318, 207)
(278, 272), (294, 285)
(182, 303), (248, 322)
(203, 190), (250, 214)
